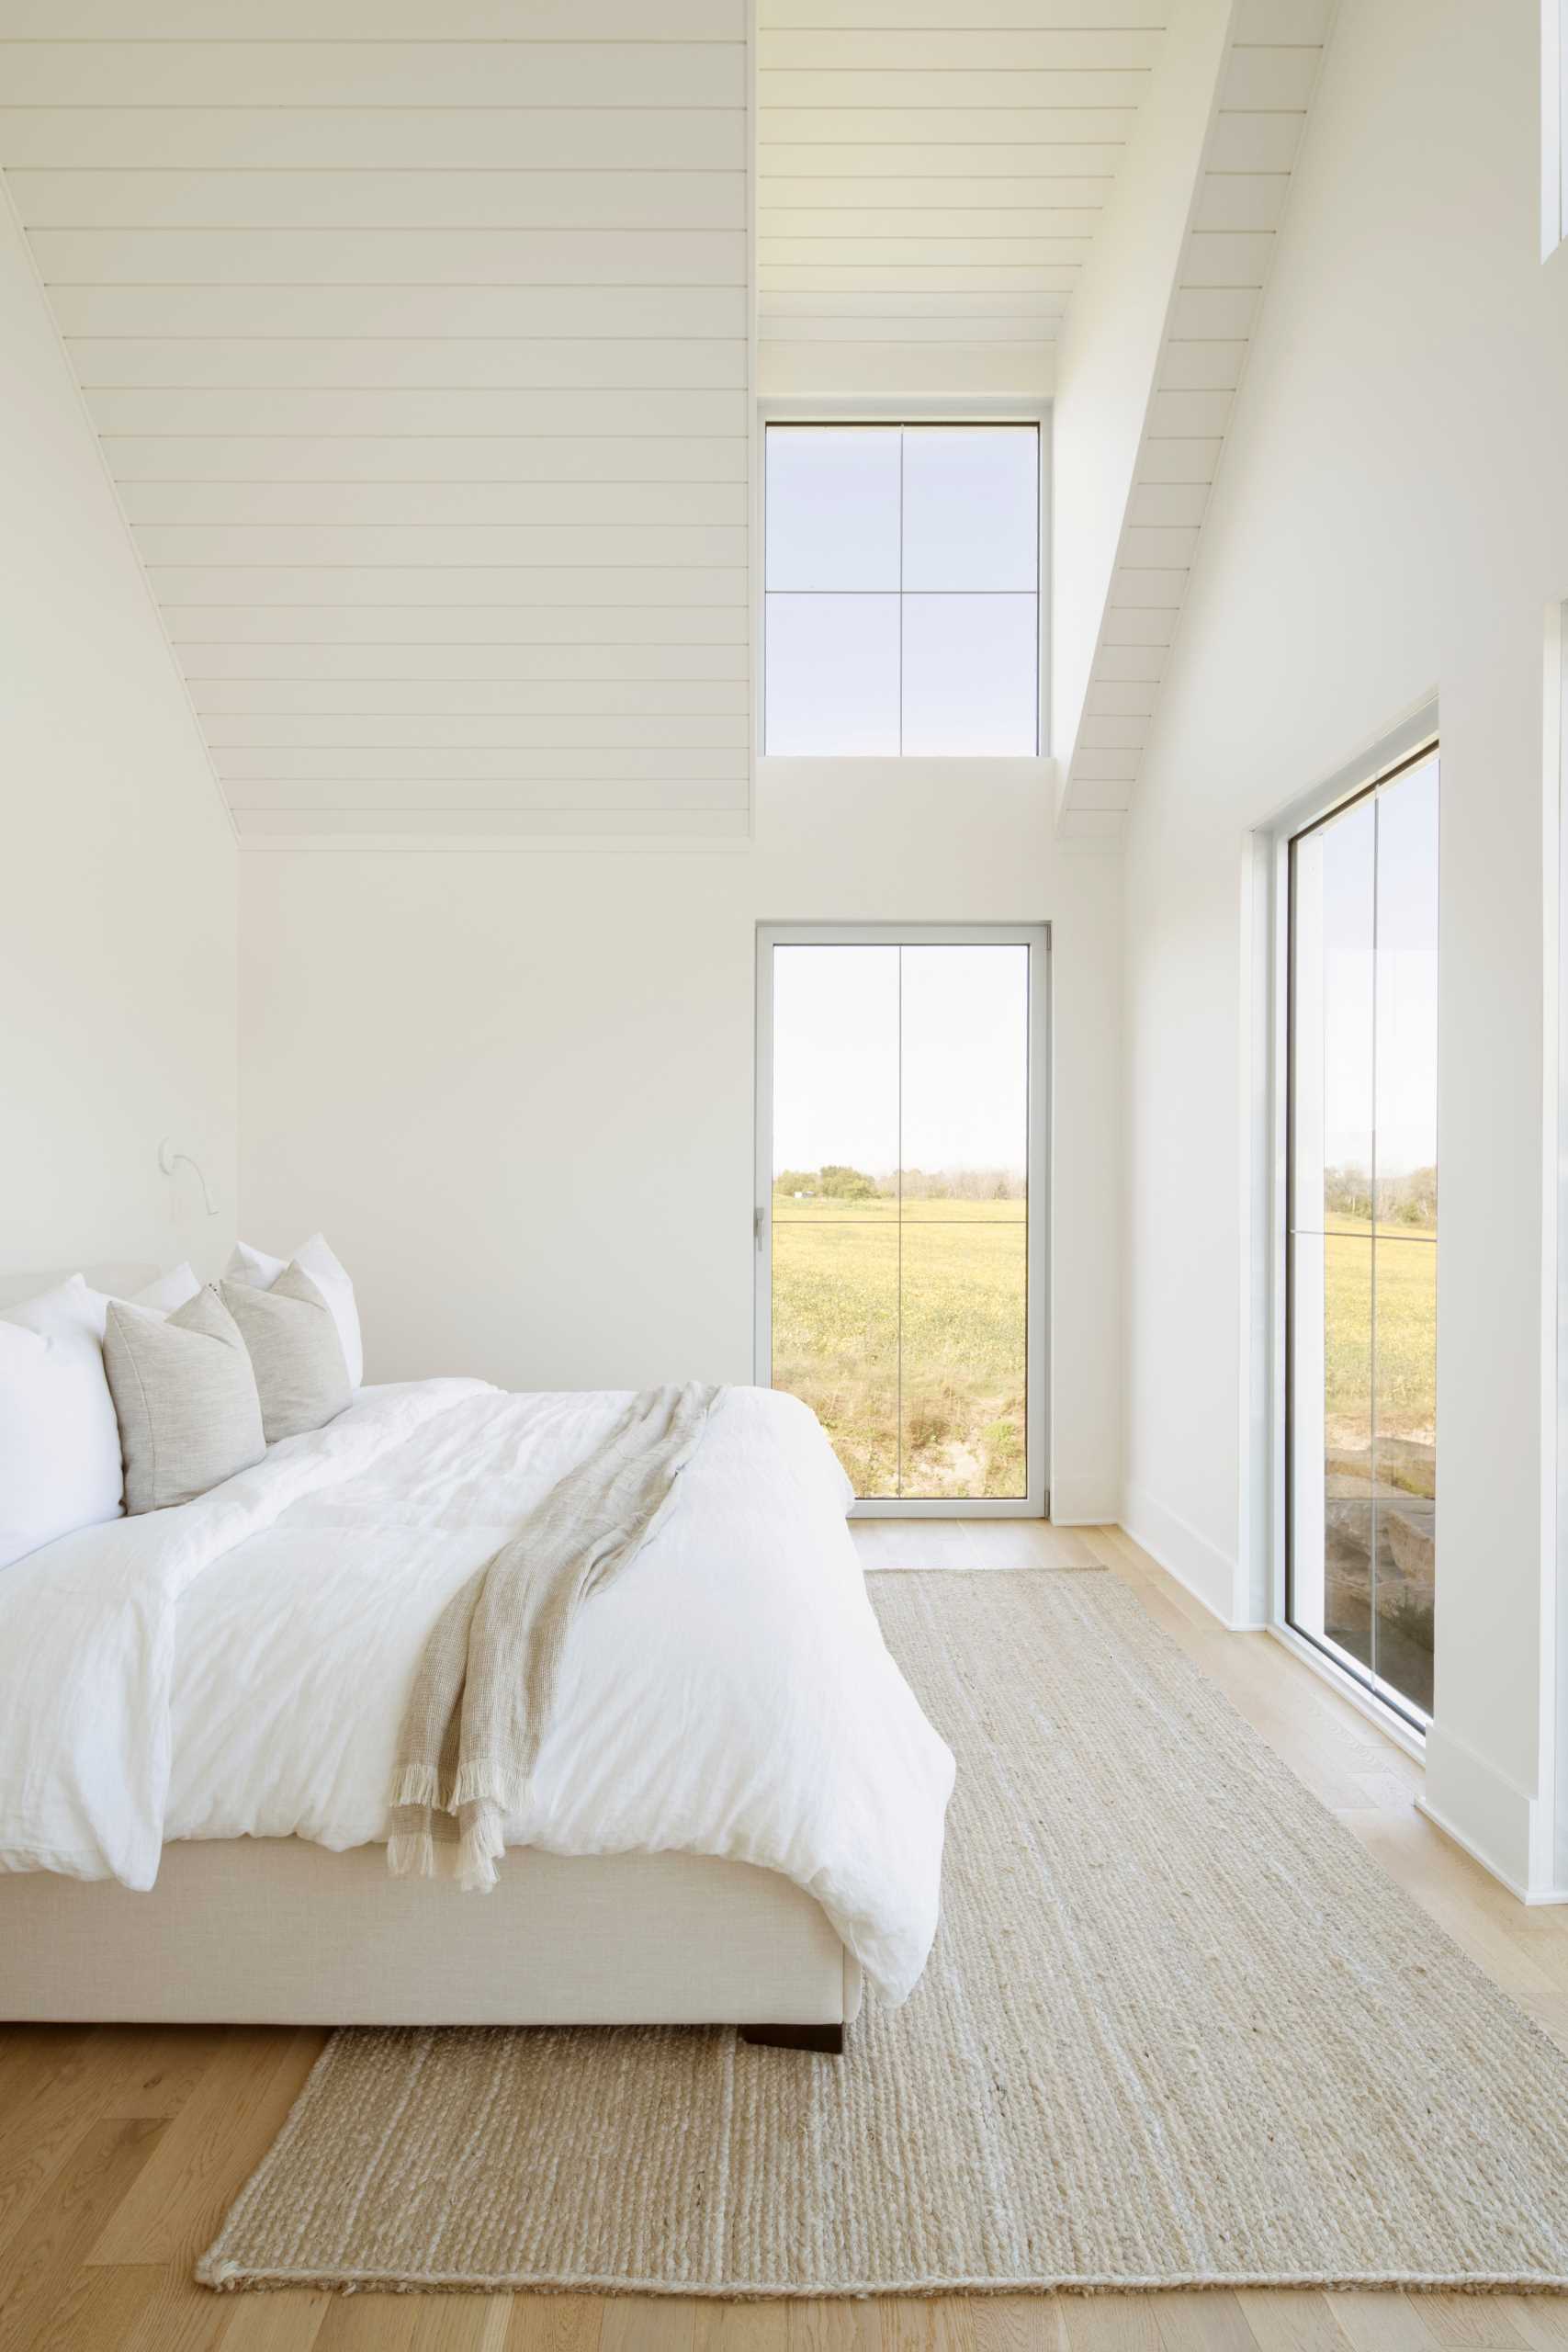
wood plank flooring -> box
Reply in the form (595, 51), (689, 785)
(4, 1520), (1566, 2351)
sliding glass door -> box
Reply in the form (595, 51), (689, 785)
(756, 924), (1048, 1514)
(1287, 747), (1438, 1723)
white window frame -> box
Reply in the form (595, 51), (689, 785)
(1545, 0), (1568, 260)
(755, 404), (1054, 763)
(1252, 702), (1439, 1758)
(1549, 597), (1568, 1889)
(754, 920), (1051, 1519)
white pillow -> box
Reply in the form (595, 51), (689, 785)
(129, 1262), (201, 1315)
(225, 1233), (363, 1388)
(0, 1274), (125, 1569)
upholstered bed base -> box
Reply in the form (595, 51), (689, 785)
(0, 1838), (863, 2032)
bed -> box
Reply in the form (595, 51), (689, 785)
(0, 1321), (953, 2049)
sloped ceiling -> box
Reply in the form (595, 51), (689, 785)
(756, 0), (1173, 399)
(0, 0), (750, 849)
(0, 0), (1330, 846)
(1056, 0), (1334, 834)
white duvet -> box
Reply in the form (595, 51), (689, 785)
(0, 1381), (953, 2003)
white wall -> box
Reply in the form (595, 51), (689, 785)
(240, 762), (1122, 1521)
(0, 193), (237, 1287)
(1050, 0), (1229, 785)
(1122, 0), (1568, 1889)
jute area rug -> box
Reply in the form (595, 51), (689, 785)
(199, 1568), (1568, 2296)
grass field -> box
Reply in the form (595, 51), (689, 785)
(1314, 1210), (1438, 1709)
(1320, 1211), (1437, 1492)
(769, 1197), (1434, 1512)
(771, 1193), (1027, 1499)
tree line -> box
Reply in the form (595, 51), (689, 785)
(775, 1164), (1026, 1203)
(1324, 1163), (1437, 1225)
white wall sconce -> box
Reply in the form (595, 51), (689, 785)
(158, 1137), (220, 1217)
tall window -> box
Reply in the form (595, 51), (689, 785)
(1287, 747), (1438, 1724)
(762, 424), (1041, 757)
(757, 924), (1048, 1514)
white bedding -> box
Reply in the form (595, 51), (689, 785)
(0, 1380), (953, 2004)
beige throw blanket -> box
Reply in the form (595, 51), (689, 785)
(388, 1382), (720, 1890)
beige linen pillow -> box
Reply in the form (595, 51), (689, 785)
(219, 1261), (352, 1444)
(104, 1285), (266, 1515)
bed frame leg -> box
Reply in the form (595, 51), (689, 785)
(739, 2021), (844, 2055)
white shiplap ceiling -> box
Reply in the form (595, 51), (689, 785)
(1060, 0), (1333, 831)
(4, 2), (1331, 842)
(757, 0), (1171, 396)
(0, 0), (750, 846)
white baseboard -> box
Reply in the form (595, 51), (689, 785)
(1265, 1621), (1427, 1762)
(1419, 1723), (1564, 1903)
(1121, 1493), (1568, 1907)
(1119, 1484), (1262, 1631)
(1047, 1471), (1121, 1527)
(1414, 1794), (1567, 1905)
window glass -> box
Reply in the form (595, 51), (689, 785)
(770, 937), (1035, 1501)
(764, 594), (900, 757)
(764, 424), (1039, 755)
(1287, 749), (1438, 1725)
(902, 426), (1038, 592)
(764, 427), (900, 592)
(902, 594), (1039, 756)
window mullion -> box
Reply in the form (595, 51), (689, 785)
(896, 941), (904, 1497)
(897, 424), (905, 758)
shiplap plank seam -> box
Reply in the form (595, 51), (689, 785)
(1062, 9), (1331, 823)
(756, 12), (1164, 369)
(10, 20), (752, 842)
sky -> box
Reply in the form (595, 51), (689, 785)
(762, 424), (1040, 757)
(1301, 753), (1439, 1180)
(772, 943), (1031, 1178)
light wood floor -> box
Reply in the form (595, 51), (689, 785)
(4, 1521), (1567, 2352)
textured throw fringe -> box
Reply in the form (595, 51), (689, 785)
(457, 1807), (507, 1894)
(386, 1832), (434, 1880)
(389, 1763), (442, 1811)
